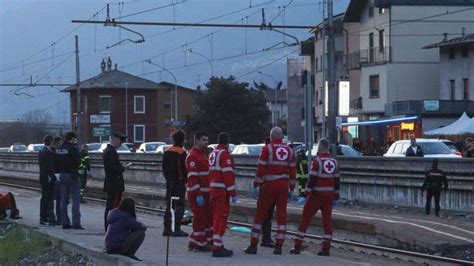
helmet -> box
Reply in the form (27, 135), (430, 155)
(296, 148), (307, 158)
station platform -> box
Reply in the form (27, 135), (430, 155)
(0, 169), (473, 263)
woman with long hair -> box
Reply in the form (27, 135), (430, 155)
(105, 198), (146, 261)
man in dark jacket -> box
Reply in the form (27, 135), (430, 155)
(38, 135), (56, 225)
(406, 138), (424, 157)
(55, 132), (82, 229)
(103, 132), (127, 231)
(50, 136), (63, 225)
(162, 130), (188, 237)
(421, 159), (448, 217)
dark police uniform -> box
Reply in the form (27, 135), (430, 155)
(102, 133), (127, 231)
(38, 145), (56, 224)
(421, 168), (448, 216)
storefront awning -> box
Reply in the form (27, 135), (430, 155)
(342, 116), (418, 127)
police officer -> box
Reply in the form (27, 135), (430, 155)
(421, 159), (448, 217)
(162, 130), (188, 237)
(296, 148), (309, 204)
(55, 132), (83, 230)
(103, 132), (127, 232)
(290, 138), (340, 256)
(78, 144), (90, 203)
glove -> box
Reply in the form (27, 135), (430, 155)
(251, 187), (259, 200)
(288, 191), (295, 202)
(297, 196), (306, 206)
(231, 196), (238, 204)
(195, 195), (204, 207)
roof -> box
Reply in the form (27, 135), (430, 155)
(310, 13), (345, 33)
(343, 0), (474, 22)
(423, 33), (474, 49)
(157, 81), (195, 92)
(63, 69), (161, 92)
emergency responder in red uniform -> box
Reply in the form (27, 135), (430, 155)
(209, 132), (237, 257)
(186, 132), (212, 251)
(245, 127), (297, 255)
(290, 138), (340, 256)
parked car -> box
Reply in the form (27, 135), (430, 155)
(231, 144), (265, 156)
(98, 143), (132, 153)
(136, 142), (166, 153)
(0, 147), (9, 153)
(384, 139), (462, 158)
(309, 144), (362, 157)
(155, 144), (172, 154)
(27, 144), (44, 152)
(124, 143), (136, 153)
(439, 139), (463, 157)
(87, 143), (102, 153)
(208, 144), (236, 153)
(8, 144), (28, 152)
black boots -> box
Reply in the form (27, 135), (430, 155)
(273, 245), (282, 255)
(212, 247), (234, 257)
(261, 238), (276, 248)
(289, 247), (301, 254)
(244, 245), (258, 254)
(317, 250), (330, 256)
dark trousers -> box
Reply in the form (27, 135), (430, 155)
(105, 190), (123, 231)
(262, 203), (275, 241)
(50, 182), (62, 223)
(40, 182), (54, 222)
(108, 230), (146, 256)
(425, 189), (441, 216)
(80, 174), (88, 197)
(163, 179), (186, 232)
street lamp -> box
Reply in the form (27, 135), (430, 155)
(186, 48), (214, 78)
(257, 71), (279, 127)
(145, 60), (178, 122)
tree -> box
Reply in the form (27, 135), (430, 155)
(186, 76), (270, 144)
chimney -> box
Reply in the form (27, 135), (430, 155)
(114, 63), (118, 70)
(101, 59), (106, 73)
(442, 33), (448, 42)
(107, 57), (112, 71)
(462, 27), (465, 37)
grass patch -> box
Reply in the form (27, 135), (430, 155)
(0, 223), (51, 264)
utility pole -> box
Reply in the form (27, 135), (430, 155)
(304, 70), (313, 176)
(125, 82), (128, 137)
(327, 0), (338, 155)
(75, 35), (82, 145)
(321, 1), (326, 139)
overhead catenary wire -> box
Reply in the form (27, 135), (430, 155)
(236, 49), (298, 79)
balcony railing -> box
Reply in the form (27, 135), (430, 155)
(345, 46), (391, 69)
(385, 100), (474, 116)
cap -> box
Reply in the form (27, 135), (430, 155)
(112, 132), (127, 142)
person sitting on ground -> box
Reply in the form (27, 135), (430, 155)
(0, 192), (21, 220)
(105, 198), (146, 261)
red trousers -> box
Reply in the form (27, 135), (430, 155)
(250, 179), (289, 247)
(211, 191), (230, 250)
(294, 194), (334, 253)
(188, 193), (213, 249)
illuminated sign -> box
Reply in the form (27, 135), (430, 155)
(338, 81), (350, 116)
(401, 122), (415, 131)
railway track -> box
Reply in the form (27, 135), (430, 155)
(1, 181), (472, 265)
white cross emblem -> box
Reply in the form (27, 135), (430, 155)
(275, 147), (289, 161)
(323, 160), (336, 174)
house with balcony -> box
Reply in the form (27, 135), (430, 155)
(342, 0), (474, 146)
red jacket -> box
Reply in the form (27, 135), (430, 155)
(209, 145), (237, 197)
(255, 139), (297, 191)
(307, 152), (340, 197)
(186, 147), (210, 198)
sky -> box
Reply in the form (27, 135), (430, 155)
(0, 0), (349, 122)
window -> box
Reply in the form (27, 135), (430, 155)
(99, 95), (111, 113)
(315, 57), (319, 72)
(449, 48), (456, 59)
(462, 46), (469, 58)
(315, 90), (319, 105)
(379, 30), (385, 51)
(464, 78), (469, 100)
(368, 6), (374, 18)
(379, 8), (385, 14)
(369, 75), (380, 98)
(320, 55), (323, 72)
(394, 144), (403, 155)
(134, 125), (145, 143)
(134, 96), (145, 114)
(450, 80), (456, 100)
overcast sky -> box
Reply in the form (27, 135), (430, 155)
(0, 0), (349, 122)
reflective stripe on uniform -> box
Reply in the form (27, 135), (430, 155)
(262, 174), (289, 181)
(277, 225), (286, 230)
(226, 185), (235, 191)
(200, 188), (210, 192)
(309, 171), (339, 178)
(187, 184), (200, 191)
(221, 167), (233, 172)
(275, 234), (285, 239)
(210, 182), (226, 188)
(312, 187), (334, 192)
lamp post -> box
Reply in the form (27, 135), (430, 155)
(257, 71), (278, 127)
(186, 48), (214, 78)
(145, 60), (178, 122)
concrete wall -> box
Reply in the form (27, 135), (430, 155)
(0, 153), (472, 212)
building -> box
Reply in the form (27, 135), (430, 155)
(286, 59), (305, 142)
(342, 0), (474, 149)
(260, 87), (288, 130)
(63, 58), (197, 144)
